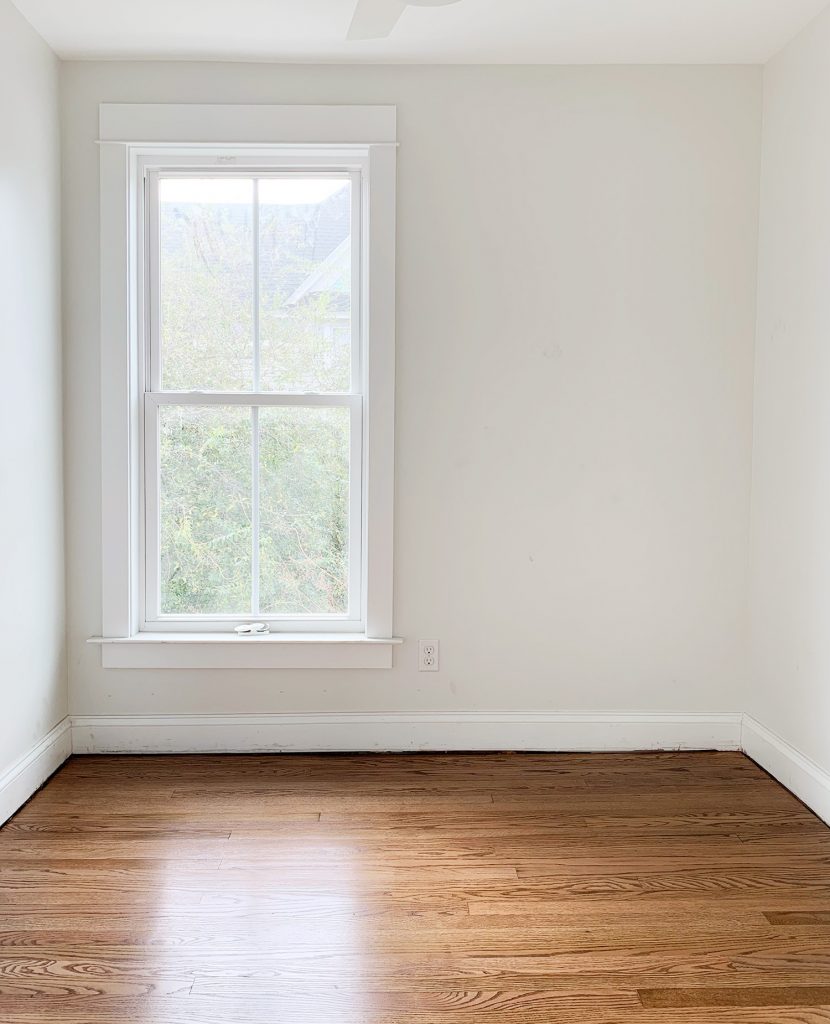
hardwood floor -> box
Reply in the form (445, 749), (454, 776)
(2, 751), (830, 1022)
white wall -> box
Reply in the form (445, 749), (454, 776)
(748, 5), (830, 771)
(0, 2), (67, 770)
(61, 63), (761, 720)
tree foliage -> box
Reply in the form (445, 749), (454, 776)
(157, 181), (351, 617)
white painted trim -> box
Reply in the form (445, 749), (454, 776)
(742, 714), (830, 827)
(69, 712), (742, 755)
(98, 107), (398, 656)
(87, 634), (401, 669)
(0, 719), (72, 826)
(99, 104), (396, 146)
(100, 141), (137, 638)
(364, 143), (396, 638)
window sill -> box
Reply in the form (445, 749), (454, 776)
(87, 633), (403, 669)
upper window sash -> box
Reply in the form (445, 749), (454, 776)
(143, 164), (365, 398)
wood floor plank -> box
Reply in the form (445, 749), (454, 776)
(2, 751), (829, 1023)
(4, 996), (830, 1024)
(767, 913), (830, 926)
(640, 987), (830, 1007)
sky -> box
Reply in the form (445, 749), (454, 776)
(159, 177), (349, 206)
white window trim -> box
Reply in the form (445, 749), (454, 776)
(92, 104), (399, 669)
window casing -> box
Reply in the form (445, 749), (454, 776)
(94, 105), (397, 667)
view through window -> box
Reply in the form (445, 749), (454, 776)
(144, 172), (362, 626)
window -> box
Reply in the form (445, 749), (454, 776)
(95, 105), (397, 667)
(144, 166), (362, 631)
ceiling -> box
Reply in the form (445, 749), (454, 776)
(11, 0), (829, 64)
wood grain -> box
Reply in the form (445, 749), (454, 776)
(1, 751), (829, 1022)
(640, 987), (830, 1007)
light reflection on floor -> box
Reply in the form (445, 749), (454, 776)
(146, 827), (372, 1021)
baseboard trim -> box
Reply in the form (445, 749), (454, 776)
(70, 711), (743, 755)
(741, 714), (830, 827)
(0, 718), (72, 825)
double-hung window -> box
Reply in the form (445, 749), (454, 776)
(94, 106), (397, 668)
(144, 163), (362, 631)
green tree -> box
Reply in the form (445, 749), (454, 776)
(157, 181), (351, 617)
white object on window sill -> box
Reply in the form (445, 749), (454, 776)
(87, 633), (403, 669)
(234, 623), (270, 636)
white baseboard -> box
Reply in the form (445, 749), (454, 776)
(0, 718), (72, 825)
(742, 714), (830, 827)
(70, 711), (743, 755)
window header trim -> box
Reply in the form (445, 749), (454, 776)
(99, 104), (397, 147)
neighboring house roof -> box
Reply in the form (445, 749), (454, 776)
(285, 236), (350, 307)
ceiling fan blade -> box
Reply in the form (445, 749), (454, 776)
(347, 0), (407, 40)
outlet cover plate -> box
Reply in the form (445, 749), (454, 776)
(418, 639), (439, 672)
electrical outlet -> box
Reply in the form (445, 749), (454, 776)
(418, 639), (439, 672)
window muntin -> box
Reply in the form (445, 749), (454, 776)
(142, 163), (364, 630)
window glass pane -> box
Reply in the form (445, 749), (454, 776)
(159, 178), (254, 391)
(159, 405), (252, 614)
(259, 407), (350, 615)
(259, 178), (352, 393)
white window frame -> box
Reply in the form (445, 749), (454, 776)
(141, 159), (364, 633)
(91, 105), (399, 669)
